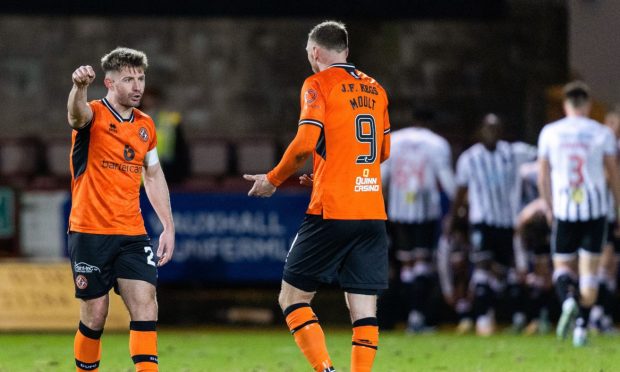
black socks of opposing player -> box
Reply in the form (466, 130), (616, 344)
(555, 273), (578, 304)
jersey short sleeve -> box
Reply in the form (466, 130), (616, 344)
(455, 152), (470, 187)
(147, 118), (158, 152)
(602, 127), (617, 156)
(537, 126), (550, 159)
(435, 139), (452, 170)
(298, 78), (326, 128)
(512, 141), (537, 164)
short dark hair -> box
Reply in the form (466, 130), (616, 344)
(101, 47), (148, 74)
(563, 80), (590, 108)
(308, 21), (348, 52)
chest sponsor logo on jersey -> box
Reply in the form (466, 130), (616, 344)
(74, 262), (101, 273)
(354, 168), (380, 192)
(109, 123), (117, 134)
(98, 145), (142, 174)
(139, 127), (149, 142)
(101, 160), (142, 174)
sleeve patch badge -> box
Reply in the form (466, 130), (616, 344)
(304, 89), (318, 105)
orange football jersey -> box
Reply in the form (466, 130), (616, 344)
(300, 63), (391, 220)
(69, 98), (157, 235)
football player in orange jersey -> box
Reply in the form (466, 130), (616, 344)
(67, 47), (174, 372)
(245, 21), (391, 372)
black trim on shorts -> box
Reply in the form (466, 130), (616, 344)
(78, 288), (114, 301)
(282, 275), (320, 293)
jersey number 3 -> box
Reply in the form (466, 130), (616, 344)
(355, 114), (377, 164)
(569, 154), (584, 187)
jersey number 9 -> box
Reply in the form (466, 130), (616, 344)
(355, 114), (377, 164)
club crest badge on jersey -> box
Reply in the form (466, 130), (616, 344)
(305, 89), (318, 105)
(139, 127), (149, 142)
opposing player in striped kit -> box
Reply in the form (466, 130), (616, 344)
(447, 114), (536, 335)
(538, 82), (620, 346)
(590, 108), (620, 333)
(381, 109), (455, 332)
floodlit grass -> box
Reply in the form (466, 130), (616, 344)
(1, 327), (619, 371)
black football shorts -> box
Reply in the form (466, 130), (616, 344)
(68, 232), (158, 299)
(283, 214), (388, 295)
(470, 224), (514, 267)
(389, 220), (439, 259)
(552, 218), (606, 257)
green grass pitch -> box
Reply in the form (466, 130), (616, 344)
(1, 328), (619, 371)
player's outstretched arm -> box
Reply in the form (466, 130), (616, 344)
(244, 174), (277, 197)
(244, 124), (320, 197)
(143, 162), (175, 267)
(67, 65), (95, 129)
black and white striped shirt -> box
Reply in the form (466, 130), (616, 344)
(381, 127), (455, 223)
(538, 116), (616, 222)
(456, 141), (537, 227)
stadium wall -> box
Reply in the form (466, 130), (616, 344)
(0, 5), (566, 144)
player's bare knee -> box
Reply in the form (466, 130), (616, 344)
(345, 293), (377, 322)
(81, 310), (108, 330)
(127, 297), (158, 321)
(278, 282), (314, 311)
(80, 296), (109, 329)
(278, 291), (312, 311)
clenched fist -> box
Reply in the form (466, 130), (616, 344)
(72, 65), (96, 88)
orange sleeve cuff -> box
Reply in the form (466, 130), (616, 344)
(267, 124), (321, 187)
(266, 171), (283, 187)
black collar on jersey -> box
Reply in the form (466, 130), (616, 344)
(329, 63), (361, 79)
(101, 98), (135, 123)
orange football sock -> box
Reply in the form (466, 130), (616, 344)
(129, 321), (158, 372)
(351, 318), (379, 372)
(74, 321), (103, 371)
(284, 303), (335, 372)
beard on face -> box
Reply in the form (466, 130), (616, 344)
(119, 93), (142, 108)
